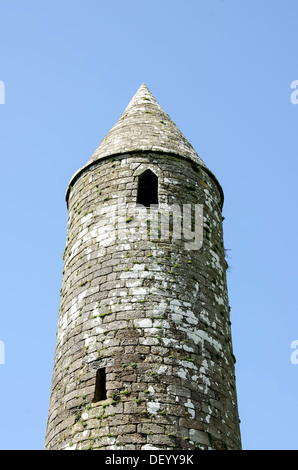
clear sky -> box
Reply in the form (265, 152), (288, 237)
(0, 0), (297, 450)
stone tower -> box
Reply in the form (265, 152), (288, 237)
(45, 84), (241, 450)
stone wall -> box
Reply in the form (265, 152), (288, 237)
(44, 152), (241, 450)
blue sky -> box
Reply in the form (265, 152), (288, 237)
(0, 0), (297, 450)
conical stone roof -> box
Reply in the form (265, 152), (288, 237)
(88, 83), (206, 167)
(66, 84), (224, 205)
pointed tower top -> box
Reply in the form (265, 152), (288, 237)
(87, 84), (206, 167)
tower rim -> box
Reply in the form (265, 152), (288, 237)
(65, 150), (224, 209)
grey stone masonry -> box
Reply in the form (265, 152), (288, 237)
(45, 85), (241, 450)
(66, 84), (222, 205)
(89, 84), (206, 166)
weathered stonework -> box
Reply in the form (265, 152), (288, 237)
(45, 85), (241, 450)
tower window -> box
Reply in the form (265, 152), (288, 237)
(93, 368), (107, 402)
(137, 169), (158, 207)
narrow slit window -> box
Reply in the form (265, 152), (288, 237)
(93, 368), (107, 402)
(137, 169), (158, 207)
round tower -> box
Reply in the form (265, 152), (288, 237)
(45, 84), (241, 450)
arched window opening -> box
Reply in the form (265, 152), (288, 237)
(137, 169), (158, 207)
